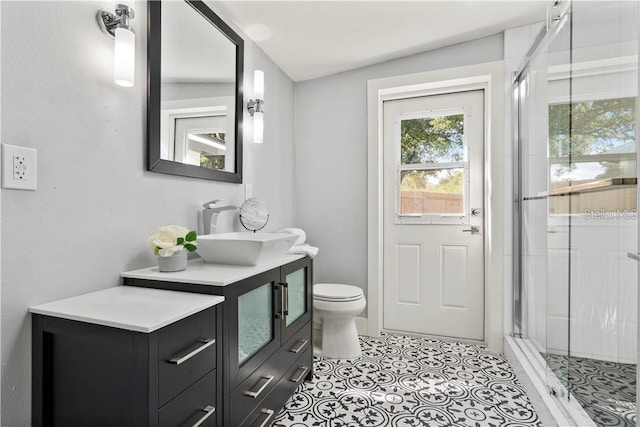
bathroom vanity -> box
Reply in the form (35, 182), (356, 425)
(121, 254), (313, 427)
(31, 287), (225, 427)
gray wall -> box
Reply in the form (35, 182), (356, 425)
(0, 1), (295, 424)
(294, 34), (504, 315)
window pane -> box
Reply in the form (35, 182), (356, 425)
(400, 114), (465, 164)
(400, 168), (464, 215)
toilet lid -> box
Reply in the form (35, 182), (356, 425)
(314, 283), (364, 302)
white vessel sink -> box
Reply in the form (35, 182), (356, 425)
(196, 232), (298, 266)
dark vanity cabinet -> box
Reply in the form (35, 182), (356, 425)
(124, 256), (314, 427)
(32, 304), (222, 427)
(226, 257), (313, 426)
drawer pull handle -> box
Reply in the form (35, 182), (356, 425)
(252, 408), (275, 427)
(289, 339), (308, 353)
(169, 338), (216, 365)
(244, 374), (274, 398)
(290, 366), (309, 383)
(192, 405), (215, 427)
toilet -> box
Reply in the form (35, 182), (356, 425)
(313, 283), (366, 359)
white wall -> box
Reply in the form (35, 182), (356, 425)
(294, 34), (504, 316)
(0, 1), (295, 424)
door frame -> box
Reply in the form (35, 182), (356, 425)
(367, 61), (505, 353)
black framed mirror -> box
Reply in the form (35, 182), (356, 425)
(148, 0), (244, 183)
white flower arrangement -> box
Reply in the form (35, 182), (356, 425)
(147, 225), (197, 257)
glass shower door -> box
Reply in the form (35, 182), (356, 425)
(516, 0), (639, 424)
(543, 4), (573, 398)
(518, 1), (573, 397)
(565, 1), (638, 423)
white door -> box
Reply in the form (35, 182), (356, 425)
(382, 90), (485, 340)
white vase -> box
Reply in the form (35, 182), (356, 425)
(157, 249), (187, 272)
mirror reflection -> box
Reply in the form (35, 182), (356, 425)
(160, 1), (236, 172)
(148, 0), (243, 183)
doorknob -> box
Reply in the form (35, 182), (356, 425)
(462, 226), (480, 234)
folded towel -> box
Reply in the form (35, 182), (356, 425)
(288, 244), (319, 259)
(277, 228), (306, 246)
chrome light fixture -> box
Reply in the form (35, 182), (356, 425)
(247, 70), (264, 143)
(98, 4), (135, 87)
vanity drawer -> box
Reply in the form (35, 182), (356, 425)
(241, 347), (312, 427)
(159, 370), (216, 427)
(279, 322), (311, 358)
(158, 306), (217, 406)
(230, 323), (311, 426)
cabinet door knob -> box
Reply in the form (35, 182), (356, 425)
(168, 338), (216, 365)
(244, 374), (275, 398)
(191, 405), (215, 427)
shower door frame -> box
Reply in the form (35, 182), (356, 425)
(512, 1), (568, 339)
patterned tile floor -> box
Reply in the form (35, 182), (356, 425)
(545, 354), (636, 427)
(274, 333), (541, 427)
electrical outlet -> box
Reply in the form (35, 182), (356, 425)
(2, 144), (37, 190)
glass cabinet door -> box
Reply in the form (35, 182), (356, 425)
(237, 282), (273, 365)
(281, 258), (312, 342)
(285, 268), (306, 327)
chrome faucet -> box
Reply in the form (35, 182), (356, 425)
(202, 200), (237, 234)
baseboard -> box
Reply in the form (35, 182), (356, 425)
(355, 316), (368, 336)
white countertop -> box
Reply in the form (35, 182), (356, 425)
(29, 286), (225, 333)
(120, 254), (305, 286)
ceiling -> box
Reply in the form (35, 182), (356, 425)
(217, 1), (549, 82)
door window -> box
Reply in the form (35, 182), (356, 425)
(396, 109), (469, 223)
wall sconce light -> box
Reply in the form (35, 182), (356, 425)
(247, 70), (264, 143)
(98, 4), (135, 87)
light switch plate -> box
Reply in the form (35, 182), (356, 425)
(2, 143), (37, 190)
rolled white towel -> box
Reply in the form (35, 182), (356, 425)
(288, 244), (319, 259)
(277, 228), (306, 246)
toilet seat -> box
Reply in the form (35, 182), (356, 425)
(313, 283), (364, 302)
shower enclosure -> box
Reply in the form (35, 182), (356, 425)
(513, 1), (639, 425)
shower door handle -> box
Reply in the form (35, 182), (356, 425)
(627, 252), (640, 261)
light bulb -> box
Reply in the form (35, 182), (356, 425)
(114, 27), (135, 87)
(254, 70), (264, 100)
(253, 112), (263, 144)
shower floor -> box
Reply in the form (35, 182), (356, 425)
(544, 353), (636, 427)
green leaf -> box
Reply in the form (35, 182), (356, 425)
(186, 231), (197, 242)
(176, 237), (184, 245)
(153, 247), (159, 255)
(184, 243), (197, 252)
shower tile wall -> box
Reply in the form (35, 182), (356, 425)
(566, 218), (637, 362)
